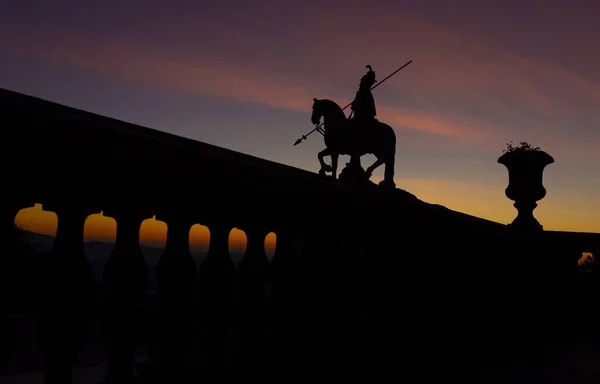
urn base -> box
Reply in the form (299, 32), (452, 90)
(509, 201), (544, 232)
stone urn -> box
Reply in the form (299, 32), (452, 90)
(498, 148), (554, 231)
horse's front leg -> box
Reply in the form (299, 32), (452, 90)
(317, 148), (333, 175)
(331, 153), (339, 179)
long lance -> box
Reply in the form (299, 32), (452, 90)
(293, 59), (412, 146)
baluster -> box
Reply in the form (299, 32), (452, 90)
(39, 204), (95, 384)
(102, 209), (149, 383)
(1, 201), (25, 257)
(198, 222), (236, 378)
(236, 225), (271, 377)
(298, 223), (347, 377)
(154, 215), (197, 382)
(592, 245), (600, 345)
(0, 201), (33, 364)
(269, 227), (302, 375)
(270, 227), (296, 319)
(339, 215), (366, 354)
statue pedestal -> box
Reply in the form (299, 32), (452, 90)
(338, 162), (376, 188)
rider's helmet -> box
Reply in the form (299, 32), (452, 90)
(360, 65), (376, 88)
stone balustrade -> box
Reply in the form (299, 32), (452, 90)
(2, 88), (599, 382)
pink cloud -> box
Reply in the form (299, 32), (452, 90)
(0, 7), (598, 157)
(0, 25), (489, 140)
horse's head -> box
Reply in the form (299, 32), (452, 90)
(311, 98), (345, 128)
(311, 98), (323, 125)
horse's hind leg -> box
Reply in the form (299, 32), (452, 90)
(331, 153), (339, 179)
(318, 148), (333, 175)
(380, 155), (396, 188)
(365, 158), (384, 179)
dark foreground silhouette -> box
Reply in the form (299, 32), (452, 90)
(2, 88), (600, 383)
(2, 225), (600, 383)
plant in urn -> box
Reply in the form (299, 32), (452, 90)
(498, 141), (554, 232)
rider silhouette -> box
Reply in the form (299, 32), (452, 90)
(350, 65), (377, 131)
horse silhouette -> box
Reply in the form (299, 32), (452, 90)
(311, 98), (396, 188)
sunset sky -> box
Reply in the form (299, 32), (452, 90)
(3, 0), (599, 247)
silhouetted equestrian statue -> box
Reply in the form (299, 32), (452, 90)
(311, 64), (405, 189)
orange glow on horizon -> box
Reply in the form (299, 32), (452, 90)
(15, 204), (276, 251)
(14, 191), (599, 252)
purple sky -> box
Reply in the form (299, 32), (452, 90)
(1, 0), (599, 232)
